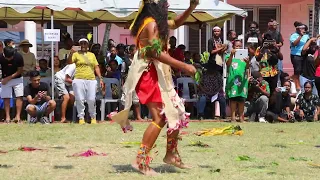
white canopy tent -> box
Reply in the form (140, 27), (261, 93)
(0, 0), (247, 113)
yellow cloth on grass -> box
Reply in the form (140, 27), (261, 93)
(72, 52), (98, 80)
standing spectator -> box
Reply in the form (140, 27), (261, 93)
(0, 41), (4, 53)
(67, 37), (104, 125)
(208, 26), (226, 74)
(38, 59), (51, 77)
(256, 34), (283, 94)
(168, 36), (177, 57)
(184, 51), (192, 64)
(247, 43), (260, 73)
(225, 40), (249, 122)
(54, 63), (76, 123)
(264, 19), (284, 72)
(295, 81), (320, 121)
(25, 71), (56, 124)
(4, 39), (15, 48)
(266, 80), (293, 123)
(19, 40), (37, 76)
(290, 23), (309, 91)
(246, 71), (270, 123)
(245, 21), (263, 46)
(0, 46), (24, 123)
(225, 30), (237, 54)
(90, 43), (105, 76)
(116, 43), (128, 72)
(58, 33), (73, 67)
(300, 37), (318, 95)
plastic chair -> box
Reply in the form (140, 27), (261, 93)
(176, 77), (199, 117)
(100, 78), (121, 121)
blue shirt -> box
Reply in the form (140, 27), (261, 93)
(114, 55), (123, 65)
(111, 70), (121, 80)
(290, 33), (309, 56)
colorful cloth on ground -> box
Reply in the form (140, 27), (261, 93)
(256, 47), (278, 77)
(111, 17), (189, 134)
(195, 125), (243, 136)
(225, 55), (248, 99)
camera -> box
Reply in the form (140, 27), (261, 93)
(250, 78), (259, 86)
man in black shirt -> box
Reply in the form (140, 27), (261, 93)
(0, 46), (24, 123)
(24, 71), (56, 124)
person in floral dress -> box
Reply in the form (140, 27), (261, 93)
(226, 40), (250, 122)
(295, 81), (320, 121)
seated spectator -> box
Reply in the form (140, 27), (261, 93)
(54, 63), (76, 123)
(197, 64), (225, 119)
(266, 80), (293, 123)
(184, 51), (192, 64)
(38, 59), (51, 77)
(280, 72), (297, 109)
(295, 81), (320, 122)
(109, 46), (123, 66)
(53, 56), (61, 74)
(245, 71), (270, 123)
(19, 39), (37, 77)
(106, 60), (121, 80)
(24, 71), (56, 124)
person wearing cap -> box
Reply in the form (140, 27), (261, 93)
(67, 37), (104, 125)
(246, 71), (270, 123)
(0, 46), (24, 123)
(290, 23), (310, 91)
(208, 26), (227, 74)
(19, 39), (37, 76)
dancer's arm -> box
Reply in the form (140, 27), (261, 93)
(168, 0), (199, 29)
(141, 22), (196, 75)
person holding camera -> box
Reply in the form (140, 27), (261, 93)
(225, 40), (249, 122)
(300, 37), (318, 95)
(245, 71), (270, 123)
(265, 80), (293, 123)
(290, 22), (309, 91)
(245, 21), (263, 46)
(256, 34), (283, 95)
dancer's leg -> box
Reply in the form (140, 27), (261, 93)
(163, 129), (190, 169)
(132, 102), (166, 175)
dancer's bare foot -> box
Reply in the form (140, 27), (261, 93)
(163, 154), (192, 169)
(131, 160), (159, 176)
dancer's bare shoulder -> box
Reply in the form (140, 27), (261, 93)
(139, 22), (159, 47)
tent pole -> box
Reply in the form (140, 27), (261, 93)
(50, 10), (55, 123)
(199, 25), (201, 54)
(242, 17), (246, 48)
(223, 0), (228, 93)
(223, 0), (228, 43)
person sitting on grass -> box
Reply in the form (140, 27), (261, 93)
(225, 40), (250, 122)
(295, 81), (320, 122)
(266, 80), (293, 123)
(24, 71), (56, 124)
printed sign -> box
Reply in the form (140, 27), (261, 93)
(43, 29), (60, 42)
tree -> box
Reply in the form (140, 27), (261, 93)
(101, 23), (112, 56)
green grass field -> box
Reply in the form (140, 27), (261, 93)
(1, 122), (320, 180)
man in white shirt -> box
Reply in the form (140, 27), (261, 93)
(54, 63), (76, 123)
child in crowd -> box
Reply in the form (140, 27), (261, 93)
(38, 59), (51, 77)
(226, 40), (250, 122)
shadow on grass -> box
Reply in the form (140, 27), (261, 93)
(51, 146), (66, 150)
(53, 165), (74, 169)
(112, 164), (183, 174)
(0, 164), (13, 169)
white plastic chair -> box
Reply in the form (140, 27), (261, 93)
(176, 77), (199, 117)
(100, 78), (121, 121)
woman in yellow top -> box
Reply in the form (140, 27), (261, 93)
(67, 37), (104, 124)
(111, 0), (198, 176)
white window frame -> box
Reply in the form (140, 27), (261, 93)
(230, 5), (281, 31)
